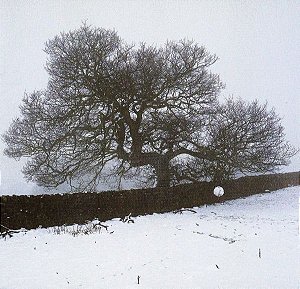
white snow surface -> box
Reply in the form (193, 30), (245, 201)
(1, 186), (299, 289)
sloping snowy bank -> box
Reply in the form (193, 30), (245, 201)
(0, 186), (299, 289)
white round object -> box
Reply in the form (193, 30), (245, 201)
(213, 186), (224, 197)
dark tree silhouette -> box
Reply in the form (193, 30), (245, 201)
(3, 25), (296, 189)
(171, 98), (296, 184)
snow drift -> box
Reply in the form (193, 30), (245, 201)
(0, 186), (299, 289)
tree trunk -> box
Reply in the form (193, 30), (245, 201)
(155, 157), (171, 187)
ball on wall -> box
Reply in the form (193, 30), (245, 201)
(213, 186), (224, 197)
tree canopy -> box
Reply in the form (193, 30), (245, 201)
(3, 25), (296, 190)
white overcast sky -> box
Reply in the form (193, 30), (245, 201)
(0, 0), (299, 194)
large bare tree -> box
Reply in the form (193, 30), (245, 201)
(3, 25), (296, 189)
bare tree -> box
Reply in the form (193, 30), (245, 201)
(171, 98), (296, 184)
(2, 25), (296, 190)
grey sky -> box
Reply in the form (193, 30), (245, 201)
(0, 0), (299, 195)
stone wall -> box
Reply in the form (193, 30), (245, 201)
(1, 171), (299, 231)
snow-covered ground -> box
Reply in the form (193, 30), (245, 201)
(0, 186), (299, 289)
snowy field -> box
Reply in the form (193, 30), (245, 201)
(0, 186), (299, 289)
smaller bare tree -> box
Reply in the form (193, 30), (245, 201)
(171, 98), (297, 184)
